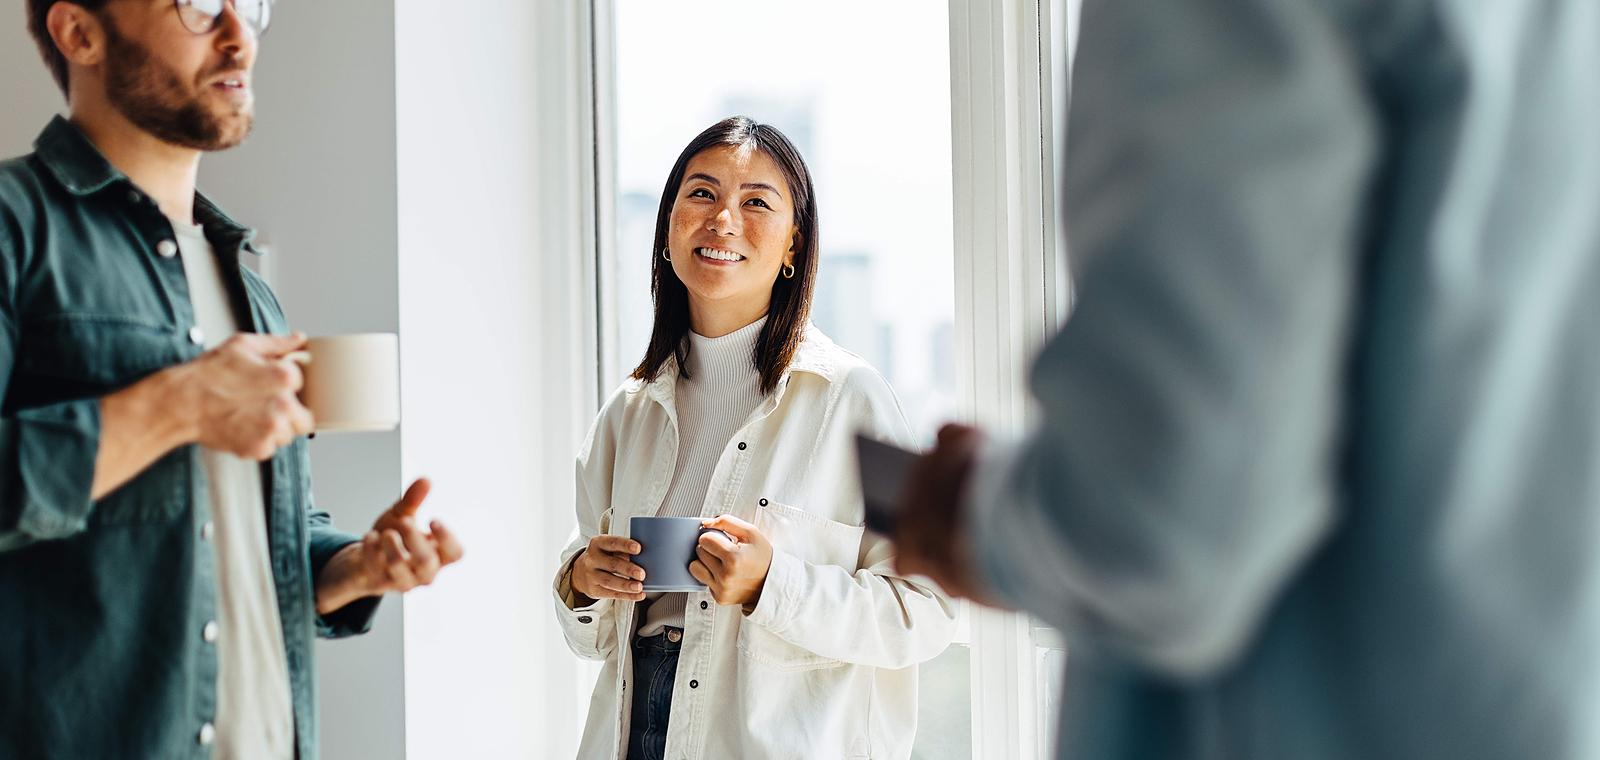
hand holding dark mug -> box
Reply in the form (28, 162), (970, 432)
(571, 535), (647, 604)
(630, 516), (722, 593)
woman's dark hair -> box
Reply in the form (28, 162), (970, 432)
(26, 0), (112, 97)
(630, 116), (820, 396)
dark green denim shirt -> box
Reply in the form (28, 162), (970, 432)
(0, 117), (380, 759)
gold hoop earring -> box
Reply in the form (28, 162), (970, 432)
(782, 263), (796, 279)
(661, 248), (672, 262)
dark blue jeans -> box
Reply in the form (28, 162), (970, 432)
(626, 629), (682, 760)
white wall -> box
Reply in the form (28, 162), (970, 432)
(394, 1), (599, 757)
(1, 3), (406, 758)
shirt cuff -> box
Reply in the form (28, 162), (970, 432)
(555, 552), (609, 613)
(12, 399), (102, 540)
(316, 595), (382, 639)
(963, 436), (1033, 610)
(742, 546), (803, 632)
(309, 532), (382, 638)
(552, 554), (614, 654)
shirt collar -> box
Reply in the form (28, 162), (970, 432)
(35, 115), (122, 196)
(637, 323), (849, 406)
(33, 115), (262, 255)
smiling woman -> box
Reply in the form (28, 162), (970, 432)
(553, 116), (957, 760)
(634, 117), (820, 395)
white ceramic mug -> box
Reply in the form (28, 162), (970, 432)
(289, 333), (400, 433)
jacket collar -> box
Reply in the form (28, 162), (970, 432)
(34, 115), (262, 254)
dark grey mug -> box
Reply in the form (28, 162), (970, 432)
(629, 516), (714, 592)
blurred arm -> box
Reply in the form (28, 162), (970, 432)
(971, 0), (1378, 679)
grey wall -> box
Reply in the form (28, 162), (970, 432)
(1, 6), (62, 150)
(1, 3), (406, 758)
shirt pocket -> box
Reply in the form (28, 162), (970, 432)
(737, 500), (865, 672)
(18, 314), (185, 393)
(19, 315), (191, 525)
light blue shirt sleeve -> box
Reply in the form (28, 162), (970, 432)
(970, 0), (1379, 679)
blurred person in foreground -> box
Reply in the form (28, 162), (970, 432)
(896, 0), (1600, 757)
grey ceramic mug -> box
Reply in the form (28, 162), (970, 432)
(629, 516), (716, 592)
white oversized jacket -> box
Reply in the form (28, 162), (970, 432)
(552, 327), (957, 759)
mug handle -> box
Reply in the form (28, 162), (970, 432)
(698, 526), (736, 544)
(282, 350), (316, 439)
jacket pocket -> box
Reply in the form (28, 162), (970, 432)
(752, 500), (863, 568)
(737, 500), (865, 672)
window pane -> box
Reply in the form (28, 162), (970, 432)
(607, 2), (964, 757)
(608, 0), (957, 441)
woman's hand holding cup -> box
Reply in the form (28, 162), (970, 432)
(572, 535), (648, 604)
(690, 515), (774, 610)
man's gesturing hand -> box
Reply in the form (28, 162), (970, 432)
(315, 478), (465, 615)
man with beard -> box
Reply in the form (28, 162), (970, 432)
(1, 2), (464, 758)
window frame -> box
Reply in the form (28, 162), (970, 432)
(948, 0), (1068, 756)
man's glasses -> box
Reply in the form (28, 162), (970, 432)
(174, 0), (273, 37)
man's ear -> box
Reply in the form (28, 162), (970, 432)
(49, 2), (110, 71)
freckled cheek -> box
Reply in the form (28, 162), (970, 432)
(667, 208), (702, 248)
(744, 219), (789, 259)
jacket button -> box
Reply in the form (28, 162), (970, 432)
(689, 680), (699, 689)
(198, 722), (215, 746)
(737, 442), (747, 451)
(699, 601), (708, 610)
(202, 620), (219, 643)
(577, 615), (592, 624)
(157, 240), (178, 258)
(188, 326), (205, 345)
(200, 521), (215, 541)
(759, 498), (769, 507)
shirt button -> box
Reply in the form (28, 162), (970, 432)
(202, 620), (219, 643)
(198, 722), (216, 746)
(577, 615), (592, 624)
(666, 630), (682, 643)
(737, 442), (747, 451)
(156, 240), (178, 258)
(188, 326), (205, 345)
(689, 679), (699, 689)
(699, 601), (708, 610)
(201, 521), (215, 541)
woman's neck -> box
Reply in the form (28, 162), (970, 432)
(688, 294), (770, 338)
